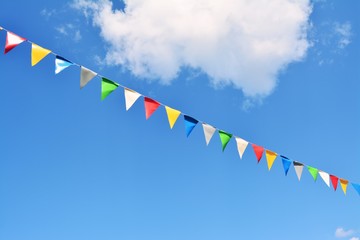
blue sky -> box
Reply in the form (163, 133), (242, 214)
(0, 1), (359, 240)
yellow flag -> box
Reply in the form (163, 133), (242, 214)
(340, 179), (349, 195)
(165, 106), (181, 129)
(265, 150), (277, 170)
(31, 43), (51, 66)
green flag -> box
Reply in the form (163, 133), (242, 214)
(219, 130), (232, 152)
(307, 166), (318, 181)
(101, 78), (119, 100)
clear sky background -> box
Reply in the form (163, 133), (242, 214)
(0, 1), (359, 240)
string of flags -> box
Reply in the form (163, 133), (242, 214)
(1, 26), (359, 198)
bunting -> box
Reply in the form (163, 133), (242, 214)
(165, 106), (181, 129)
(4, 31), (26, 54)
(307, 166), (319, 181)
(265, 150), (277, 171)
(80, 66), (97, 89)
(202, 123), (216, 145)
(55, 56), (73, 74)
(281, 156), (292, 176)
(252, 144), (264, 163)
(1, 26), (359, 198)
(319, 171), (330, 188)
(184, 115), (198, 137)
(340, 179), (349, 195)
(31, 43), (51, 66)
(293, 161), (304, 181)
(101, 78), (119, 100)
(218, 130), (232, 152)
(144, 97), (160, 120)
(124, 88), (141, 111)
(330, 175), (339, 191)
(235, 137), (248, 159)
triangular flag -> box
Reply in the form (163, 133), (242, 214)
(31, 43), (51, 66)
(252, 144), (264, 163)
(265, 150), (277, 170)
(202, 123), (216, 145)
(4, 31), (26, 54)
(293, 161), (304, 181)
(124, 88), (141, 111)
(281, 156), (292, 176)
(165, 106), (181, 129)
(330, 175), (339, 191)
(184, 115), (198, 137)
(144, 97), (160, 119)
(235, 137), (248, 159)
(318, 171), (330, 187)
(340, 179), (349, 195)
(307, 166), (318, 181)
(55, 55), (73, 74)
(80, 66), (97, 89)
(218, 130), (232, 152)
(352, 183), (360, 196)
(101, 78), (119, 100)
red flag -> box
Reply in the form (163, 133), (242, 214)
(144, 97), (160, 120)
(252, 144), (264, 163)
(4, 31), (26, 54)
(330, 175), (339, 191)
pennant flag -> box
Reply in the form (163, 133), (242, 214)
(235, 137), (248, 159)
(218, 130), (232, 152)
(31, 43), (51, 66)
(202, 123), (216, 145)
(165, 106), (181, 129)
(318, 171), (330, 188)
(80, 66), (97, 89)
(4, 31), (26, 54)
(307, 166), (319, 181)
(265, 150), (277, 170)
(124, 88), (141, 111)
(281, 156), (292, 176)
(144, 97), (160, 119)
(352, 183), (360, 196)
(293, 161), (304, 181)
(101, 78), (119, 100)
(340, 179), (349, 195)
(252, 144), (264, 163)
(184, 115), (198, 137)
(55, 55), (73, 74)
(330, 175), (339, 191)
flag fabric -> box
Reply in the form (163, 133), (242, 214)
(307, 166), (319, 181)
(144, 97), (160, 120)
(319, 171), (330, 187)
(235, 137), (248, 159)
(101, 78), (119, 100)
(202, 123), (216, 145)
(165, 106), (181, 129)
(184, 115), (198, 137)
(265, 150), (277, 171)
(124, 88), (141, 111)
(218, 130), (232, 152)
(55, 55), (73, 74)
(330, 175), (339, 191)
(293, 161), (304, 181)
(252, 144), (264, 163)
(4, 31), (26, 54)
(340, 179), (349, 195)
(80, 66), (97, 89)
(281, 156), (292, 176)
(31, 43), (51, 66)
(352, 183), (360, 196)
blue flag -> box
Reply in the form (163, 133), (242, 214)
(281, 155), (292, 176)
(352, 183), (360, 196)
(55, 55), (73, 74)
(184, 115), (198, 137)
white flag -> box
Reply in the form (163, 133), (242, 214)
(202, 123), (216, 145)
(235, 137), (248, 159)
(124, 88), (141, 111)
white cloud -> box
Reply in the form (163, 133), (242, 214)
(73, 0), (311, 97)
(350, 237), (360, 240)
(55, 23), (82, 42)
(334, 21), (352, 49)
(335, 227), (355, 238)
